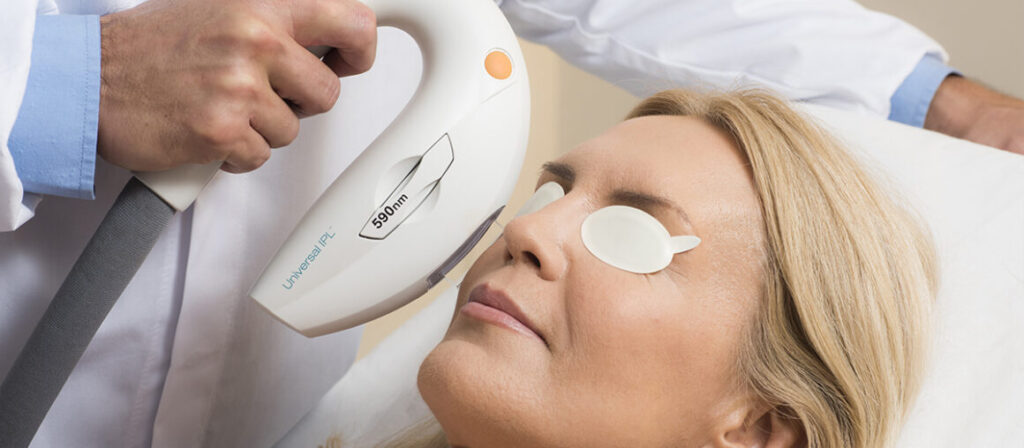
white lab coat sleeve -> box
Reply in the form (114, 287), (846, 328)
(496, 0), (947, 117)
(0, 0), (59, 232)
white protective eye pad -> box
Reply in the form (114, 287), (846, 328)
(516, 181), (565, 217)
(581, 205), (701, 274)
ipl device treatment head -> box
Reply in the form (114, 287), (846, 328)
(249, 0), (531, 337)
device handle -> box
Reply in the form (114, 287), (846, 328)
(136, 0), (446, 211)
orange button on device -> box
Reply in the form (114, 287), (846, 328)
(485, 50), (512, 80)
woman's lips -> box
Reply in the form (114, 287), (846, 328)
(462, 284), (545, 344)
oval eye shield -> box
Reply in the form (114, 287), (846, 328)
(515, 182), (701, 274)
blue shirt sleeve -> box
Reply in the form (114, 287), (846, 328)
(889, 54), (960, 128)
(8, 14), (101, 200)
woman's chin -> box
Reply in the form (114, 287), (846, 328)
(417, 332), (550, 446)
(418, 328), (545, 402)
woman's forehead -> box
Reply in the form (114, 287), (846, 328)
(553, 115), (751, 196)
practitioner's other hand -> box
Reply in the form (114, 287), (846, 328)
(926, 76), (1024, 156)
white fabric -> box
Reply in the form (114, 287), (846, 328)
(276, 282), (458, 448)
(0, 0), (40, 231)
(0, 0), (952, 447)
(2, 163), (191, 447)
(499, 0), (945, 117)
(280, 105), (1024, 446)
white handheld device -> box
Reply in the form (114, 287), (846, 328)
(241, 0), (530, 336)
(0, 2), (527, 444)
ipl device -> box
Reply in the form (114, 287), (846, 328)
(0, 1), (528, 444)
(249, 0), (530, 336)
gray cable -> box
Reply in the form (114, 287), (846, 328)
(0, 178), (175, 448)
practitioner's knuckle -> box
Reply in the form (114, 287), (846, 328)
(226, 17), (281, 54)
(246, 146), (272, 170)
(276, 116), (301, 148)
(217, 64), (262, 103)
(310, 77), (341, 114)
(347, 3), (377, 45)
(193, 113), (242, 158)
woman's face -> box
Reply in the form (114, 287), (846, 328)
(419, 115), (770, 447)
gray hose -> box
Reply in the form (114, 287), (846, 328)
(0, 177), (175, 448)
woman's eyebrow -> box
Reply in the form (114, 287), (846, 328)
(542, 161), (693, 228)
(609, 189), (693, 229)
(541, 161), (575, 183)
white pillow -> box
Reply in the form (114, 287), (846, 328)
(799, 104), (1024, 446)
(277, 105), (1024, 447)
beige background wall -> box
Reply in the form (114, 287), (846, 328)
(859, 0), (1024, 99)
(356, 2), (1023, 358)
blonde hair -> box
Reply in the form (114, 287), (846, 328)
(391, 88), (936, 447)
(379, 418), (448, 448)
(628, 89), (937, 447)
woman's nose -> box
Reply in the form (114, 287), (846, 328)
(501, 208), (570, 281)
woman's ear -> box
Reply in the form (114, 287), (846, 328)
(714, 402), (805, 448)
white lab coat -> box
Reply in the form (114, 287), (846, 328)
(0, 0), (944, 446)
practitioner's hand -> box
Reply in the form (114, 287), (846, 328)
(97, 0), (377, 173)
(925, 76), (1024, 156)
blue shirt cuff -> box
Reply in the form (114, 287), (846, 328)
(8, 14), (101, 200)
(889, 54), (959, 128)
